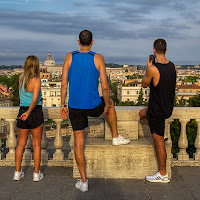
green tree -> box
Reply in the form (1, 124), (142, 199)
(174, 95), (178, 106)
(170, 119), (181, 157)
(185, 76), (199, 83)
(186, 120), (197, 157)
(137, 75), (144, 79)
(178, 96), (187, 107)
(0, 76), (9, 86)
(11, 74), (20, 106)
(118, 101), (135, 106)
(188, 94), (200, 107)
(137, 87), (144, 106)
(109, 81), (119, 105)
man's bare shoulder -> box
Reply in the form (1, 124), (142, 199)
(65, 52), (72, 60)
(146, 65), (159, 79)
(64, 52), (72, 66)
(94, 53), (104, 61)
(147, 65), (158, 73)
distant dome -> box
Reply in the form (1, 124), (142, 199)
(45, 52), (54, 61)
(44, 52), (55, 66)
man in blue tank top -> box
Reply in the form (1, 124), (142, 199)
(140, 39), (177, 183)
(60, 30), (130, 192)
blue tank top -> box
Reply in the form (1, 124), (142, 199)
(19, 77), (42, 106)
(68, 50), (101, 109)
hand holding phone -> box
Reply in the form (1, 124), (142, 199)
(149, 55), (155, 65)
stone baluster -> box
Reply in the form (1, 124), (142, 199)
(0, 121), (2, 148)
(41, 119), (49, 163)
(6, 119), (17, 160)
(0, 135), (2, 149)
(0, 121), (2, 159)
(23, 132), (32, 161)
(68, 125), (74, 159)
(53, 119), (64, 160)
(177, 119), (189, 160)
(194, 119), (200, 160)
(165, 119), (174, 145)
(0, 120), (2, 146)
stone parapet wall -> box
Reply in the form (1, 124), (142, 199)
(0, 107), (199, 179)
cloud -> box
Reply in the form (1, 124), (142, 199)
(0, 1), (24, 4)
(0, 7), (192, 41)
(1, 0), (200, 65)
(73, 2), (86, 7)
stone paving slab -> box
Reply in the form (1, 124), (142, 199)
(0, 166), (199, 200)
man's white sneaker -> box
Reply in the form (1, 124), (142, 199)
(146, 171), (170, 183)
(112, 135), (130, 145)
(13, 170), (24, 181)
(33, 171), (44, 182)
(75, 179), (88, 192)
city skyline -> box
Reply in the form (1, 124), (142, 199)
(0, 0), (200, 65)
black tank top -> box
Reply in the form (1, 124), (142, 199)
(147, 61), (176, 119)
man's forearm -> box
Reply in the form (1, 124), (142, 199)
(102, 87), (110, 106)
(61, 83), (68, 105)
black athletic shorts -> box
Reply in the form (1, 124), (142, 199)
(68, 97), (105, 131)
(147, 115), (165, 136)
(16, 105), (44, 129)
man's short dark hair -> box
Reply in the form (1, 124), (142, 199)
(79, 30), (93, 46)
(154, 39), (167, 54)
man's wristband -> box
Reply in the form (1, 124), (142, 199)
(61, 105), (67, 108)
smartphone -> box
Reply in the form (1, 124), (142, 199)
(149, 55), (155, 64)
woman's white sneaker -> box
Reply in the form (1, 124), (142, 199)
(33, 171), (44, 182)
(146, 171), (170, 183)
(13, 170), (24, 181)
(112, 135), (130, 145)
(75, 179), (88, 192)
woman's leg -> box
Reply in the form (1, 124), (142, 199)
(15, 129), (29, 172)
(31, 123), (43, 173)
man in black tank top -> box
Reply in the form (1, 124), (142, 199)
(139, 39), (177, 183)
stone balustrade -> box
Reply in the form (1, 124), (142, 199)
(0, 107), (199, 173)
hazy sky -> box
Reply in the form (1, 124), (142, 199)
(0, 0), (200, 65)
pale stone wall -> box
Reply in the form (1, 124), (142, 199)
(73, 138), (172, 179)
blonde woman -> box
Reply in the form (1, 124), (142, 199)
(13, 55), (44, 182)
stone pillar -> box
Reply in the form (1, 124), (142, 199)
(177, 119), (189, 160)
(6, 119), (17, 160)
(68, 125), (74, 159)
(165, 119), (173, 145)
(194, 119), (200, 160)
(23, 132), (32, 160)
(53, 119), (64, 160)
(165, 119), (173, 159)
(41, 120), (49, 163)
(0, 127), (2, 160)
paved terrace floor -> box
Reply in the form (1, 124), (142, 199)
(0, 167), (199, 200)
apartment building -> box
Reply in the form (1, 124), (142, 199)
(41, 79), (67, 107)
